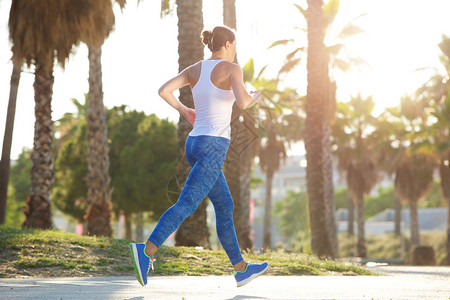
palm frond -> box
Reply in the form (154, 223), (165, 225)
(322, 0), (340, 29)
(160, 0), (171, 17)
(338, 24), (364, 39)
(286, 47), (304, 60)
(278, 57), (301, 76)
(114, 0), (126, 10)
(268, 39), (294, 49)
(333, 58), (350, 72)
(338, 13), (366, 39)
(293, 3), (307, 20)
(9, 0), (115, 69)
(242, 58), (255, 83)
(256, 65), (268, 81)
(438, 34), (450, 60)
(327, 44), (342, 56)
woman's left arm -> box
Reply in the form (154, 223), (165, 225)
(158, 69), (196, 125)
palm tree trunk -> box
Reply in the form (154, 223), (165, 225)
(395, 196), (402, 236)
(356, 193), (366, 258)
(135, 212), (143, 242)
(447, 202), (450, 265)
(0, 62), (21, 225)
(23, 61), (53, 229)
(125, 213), (132, 241)
(223, 0), (236, 29)
(225, 107), (243, 243)
(305, 0), (332, 257)
(323, 122), (338, 258)
(225, 108), (255, 250)
(347, 195), (354, 235)
(237, 151), (254, 249)
(174, 0), (209, 248)
(439, 155), (450, 265)
(409, 199), (420, 247)
(263, 170), (273, 249)
(237, 113), (257, 250)
(85, 46), (113, 237)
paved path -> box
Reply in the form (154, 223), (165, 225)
(0, 266), (449, 300)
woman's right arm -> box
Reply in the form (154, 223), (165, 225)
(230, 64), (262, 110)
(158, 68), (196, 125)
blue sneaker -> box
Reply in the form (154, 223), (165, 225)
(234, 262), (269, 287)
(129, 243), (155, 286)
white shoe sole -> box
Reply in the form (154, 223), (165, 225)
(130, 243), (144, 286)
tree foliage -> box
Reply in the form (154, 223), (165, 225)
(273, 190), (309, 242)
(108, 107), (178, 219)
(52, 123), (88, 222)
(5, 148), (31, 227)
(52, 102), (178, 224)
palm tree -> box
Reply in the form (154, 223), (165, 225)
(418, 35), (450, 264)
(372, 110), (404, 237)
(303, 0), (334, 257)
(173, 0), (209, 247)
(272, 0), (364, 257)
(84, 45), (114, 237)
(9, 0), (125, 232)
(241, 59), (303, 250)
(259, 117), (287, 249)
(395, 152), (436, 247)
(381, 98), (436, 247)
(0, 62), (21, 225)
(81, 0), (126, 237)
(432, 96), (450, 265)
(435, 36), (450, 265)
(8, 0), (96, 229)
(333, 95), (379, 258)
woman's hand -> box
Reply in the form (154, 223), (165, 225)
(250, 90), (262, 105)
(181, 107), (196, 126)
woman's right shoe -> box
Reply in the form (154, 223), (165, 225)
(234, 261), (269, 287)
(129, 243), (155, 286)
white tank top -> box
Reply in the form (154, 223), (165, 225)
(189, 59), (236, 140)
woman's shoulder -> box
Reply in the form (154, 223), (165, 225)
(185, 61), (202, 79)
(216, 61), (240, 73)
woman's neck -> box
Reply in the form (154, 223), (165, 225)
(209, 54), (225, 60)
(210, 49), (233, 62)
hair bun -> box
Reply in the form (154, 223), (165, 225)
(201, 27), (235, 53)
(201, 30), (215, 51)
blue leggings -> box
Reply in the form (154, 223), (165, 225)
(148, 135), (244, 265)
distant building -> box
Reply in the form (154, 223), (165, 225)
(337, 207), (448, 235)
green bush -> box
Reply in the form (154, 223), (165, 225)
(421, 231), (447, 265)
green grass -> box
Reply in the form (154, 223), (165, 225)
(0, 226), (374, 278)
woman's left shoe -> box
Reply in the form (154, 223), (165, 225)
(234, 262), (269, 287)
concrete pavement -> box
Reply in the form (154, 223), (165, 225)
(0, 265), (449, 300)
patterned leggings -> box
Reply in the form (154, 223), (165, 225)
(148, 135), (244, 265)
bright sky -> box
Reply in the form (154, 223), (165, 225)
(0, 0), (449, 159)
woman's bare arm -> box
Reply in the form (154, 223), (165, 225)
(158, 68), (196, 125)
(230, 64), (261, 110)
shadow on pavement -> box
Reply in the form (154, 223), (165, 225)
(226, 295), (269, 300)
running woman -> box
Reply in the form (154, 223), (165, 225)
(129, 26), (269, 287)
